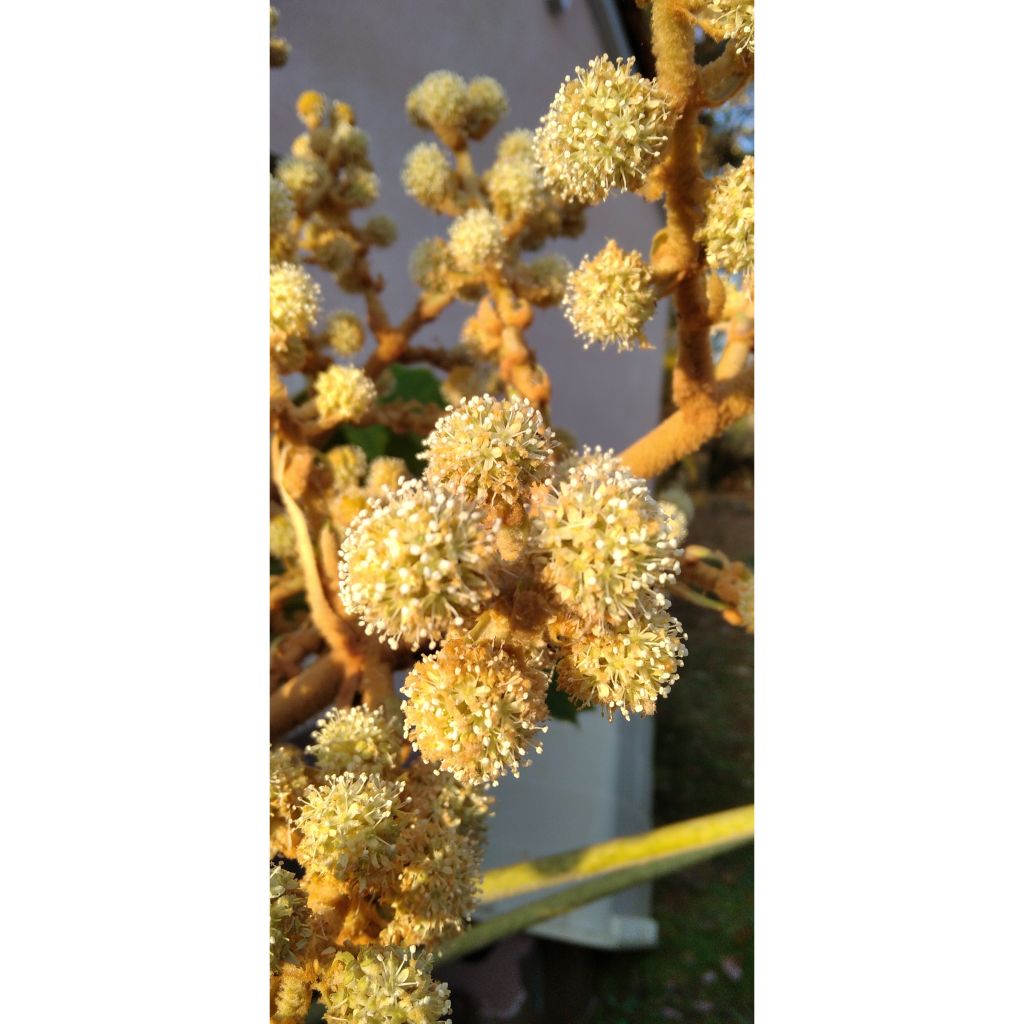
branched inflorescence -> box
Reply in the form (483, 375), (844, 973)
(271, 5), (754, 1013)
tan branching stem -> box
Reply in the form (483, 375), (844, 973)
(618, 0), (754, 479)
(270, 654), (341, 740)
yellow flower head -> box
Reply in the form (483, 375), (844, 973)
(296, 772), (408, 888)
(321, 946), (451, 1024)
(534, 54), (673, 204)
(564, 241), (656, 351)
(534, 448), (682, 627)
(422, 394), (556, 507)
(555, 611), (687, 720)
(313, 364), (377, 422)
(338, 479), (499, 650)
(270, 262), (320, 344)
(402, 142), (458, 212)
(696, 156), (754, 274)
(402, 636), (549, 786)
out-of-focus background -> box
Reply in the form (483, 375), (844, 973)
(272, 2), (753, 1020)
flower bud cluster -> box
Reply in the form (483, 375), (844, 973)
(406, 70), (508, 145)
(313, 363), (377, 423)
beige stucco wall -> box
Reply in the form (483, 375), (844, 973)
(270, 0), (667, 451)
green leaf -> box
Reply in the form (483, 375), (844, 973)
(339, 423), (389, 461)
(546, 670), (579, 724)
(379, 364), (445, 407)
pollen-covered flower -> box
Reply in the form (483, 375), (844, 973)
(534, 448), (682, 627)
(307, 705), (403, 776)
(270, 262), (321, 344)
(422, 394), (556, 507)
(402, 142), (459, 212)
(402, 636), (550, 785)
(325, 310), (365, 356)
(564, 241), (656, 351)
(534, 54), (673, 204)
(321, 946), (451, 1024)
(296, 772), (407, 888)
(269, 513), (297, 560)
(365, 456), (409, 497)
(701, 0), (755, 54)
(338, 478), (499, 650)
(696, 156), (754, 274)
(484, 155), (545, 224)
(447, 209), (505, 274)
(313, 364), (377, 422)
(464, 76), (509, 139)
(269, 864), (312, 973)
(406, 70), (469, 133)
(555, 611), (687, 719)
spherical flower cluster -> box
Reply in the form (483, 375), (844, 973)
(534, 448), (682, 627)
(422, 394), (556, 507)
(402, 142), (458, 212)
(270, 262), (321, 344)
(270, 744), (311, 854)
(696, 156), (754, 274)
(409, 237), (451, 293)
(464, 76), (509, 139)
(338, 166), (380, 208)
(296, 89), (329, 131)
(364, 214), (397, 247)
(702, 0), (755, 54)
(534, 54), (673, 204)
(403, 759), (493, 843)
(555, 610), (688, 719)
(338, 478), (499, 650)
(406, 70), (469, 133)
(313, 364), (377, 422)
(658, 498), (690, 546)
(296, 772), (407, 888)
(402, 636), (549, 785)
(564, 240), (656, 351)
(484, 155), (545, 224)
(385, 826), (483, 945)
(325, 310), (365, 356)
(270, 864), (312, 973)
(321, 947), (451, 1024)
(329, 122), (370, 165)
(269, 513), (297, 560)
(306, 705), (403, 776)
(447, 209), (505, 274)
(365, 455), (409, 497)
(275, 154), (330, 210)
(513, 254), (571, 307)
(496, 128), (535, 162)
(325, 444), (368, 490)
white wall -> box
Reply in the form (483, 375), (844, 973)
(270, 0), (667, 452)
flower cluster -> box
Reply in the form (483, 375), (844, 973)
(564, 240), (656, 351)
(407, 70), (508, 145)
(321, 947), (451, 1024)
(421, 394), (557, 507)
(338, 478), (500, 650)
(696, 155), (754, 274)
(313, 363), (377, 422)
(701, 0), (755, 54)
(534, 55), (673, 204)
(269, 704), (492, 1016)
